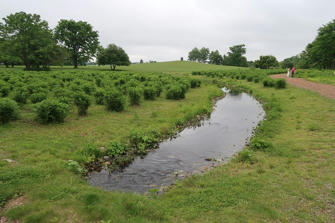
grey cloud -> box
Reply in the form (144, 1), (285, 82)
(1, 0), (334, 62)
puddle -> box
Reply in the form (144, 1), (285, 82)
(88, 88), (265, 193)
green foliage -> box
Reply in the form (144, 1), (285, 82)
(236, 149), (256, 164)
(166, 85), (185, 100)
(128, 87), (142, 105)
(65, 160), (84, 174)
(94, 89), (105, 105)
(35, 99), (68, 123)
(55, 19), (99, 68)
(106, 141), (127, 157)
(263, 78), (275, 87)
(249, 138), (273, 151)
(223, 44), (248, 67)
(0, 12), (60, 70)
(97, 44), (130, 70)
(255, 55), (279, 69)
(143, 86), (156, 100)
(0, 81), (10, 97)
(275, 79), (286, 89)
(129, 129), (160, 155)
(188, 47), (201, 62)
(104, 89), (125, 112)
(73, 92), (91, 116)
(30, 92), (47, 104)
(209, 50), (224, 65)
(0, 98), (19, 124)
(12, 88), (29, 104)
(190, 79), (201, 88)
(81, 144), (102, 159)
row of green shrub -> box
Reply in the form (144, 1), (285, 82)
(192, 69), (286, 89)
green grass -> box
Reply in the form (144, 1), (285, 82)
(1, 62), (335, 222)
(296, 69), (335, 86)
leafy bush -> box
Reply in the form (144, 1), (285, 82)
(104, 89), (126, 112)
(143, 87), (156, 100)
(30, 92), (47, 104)
(190, 79), (201, 88)
(249, 138), (273, 151)
(263, 79), (275, 87)
(166, 85), (185, 100)
(129, 129), (160, 155)
(128, 87), (142, 105)
(81, 144), (103, 159)
(0, 98), (19, 124)
(106, 141), (127, 157)
(12, 88), (29, 104)
(0, 81), (10, 97)
(94, 89), (105, 105)
(275, 79), (286, 89)
(35, 99), (69, 123)
(74, 92), (91, 116)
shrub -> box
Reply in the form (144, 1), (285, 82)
(0, 81), (10, 97)
(190, 79), (201, 88)
(12, 88), (29, 104)
(106, 141), (127, 157)
(82, 83), (96, 95)
(104, 89), (126, 112)
(30, 92), (47, 104)
(143, 87), (156, 100)
(81, 144), (103, 159)
(128, 87), (142, 105)
(263, 78), (275, 87)
(275, 79), (286, 89)
(0, 98), (19, 124)
(35, 99), (69, 123)
(166, 85), (185, 100)
(74, 92), (91, 116)
(94, 89), (105, 105)
(129, 129), (160, 155)
(249, 138), (273, 151)
(246, 76), (254, 82)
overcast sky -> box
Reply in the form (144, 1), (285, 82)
(1, 0), (334, 62)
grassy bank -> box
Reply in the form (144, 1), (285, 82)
(296, 69), (335, 86)
(1, 62), (335, 222)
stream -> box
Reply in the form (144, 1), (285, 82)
(88, 88), (265, 193)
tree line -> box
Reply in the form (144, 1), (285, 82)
(0, 12), (130, 70)
(188, 45), (279, 69)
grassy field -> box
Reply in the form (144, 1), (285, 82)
(295, 69), (335, 86)
(1, 62), (335, 222)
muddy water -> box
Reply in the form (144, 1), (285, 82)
(88, 89), (265, 193)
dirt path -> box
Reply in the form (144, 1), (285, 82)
(271, 74), (335, 100)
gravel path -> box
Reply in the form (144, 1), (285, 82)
(271, 74), (335, 100)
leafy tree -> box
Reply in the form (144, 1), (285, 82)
(0, 12), (57, 70)
(209, 50), (223, 65)
(199, 47), (210, 63)
(140, 59), (143, 64)
(223, 44), (248, 67)
(97, 44), (130, 70)
(255, 55), (279, 69)
(303, 19), (335, 69)
(188, 47), (200, 62)
(55, 19), (99, 68)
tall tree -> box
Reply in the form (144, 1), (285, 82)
(55, 20), (99, 68)
(199, 47), (210, 63)
(0, 12), (57, 70)
(209, 50), (223, 65)
(188, 47), (200, 62)
(255, 55), (279, 69)
(223, 44), (248, 67)
(304, 19), (335, 69)
(97, 44), (130, 70)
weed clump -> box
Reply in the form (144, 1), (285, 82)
(275, 79), (286, 89)
(94, 89), (105, 105)
(35, 99), (69, 123)
(128, 87), (142, 105)
(166, 85), (185, 100)
(74, 92), (91, 116)
(143, 87), (156, 100)
(263, 78), (275, 87)
(190, 79), (201, 88)
(30, 92), (47, 104)
(104, 89), (126, 112)
(0, 98), (19, 124)
(249, 138), (273, 151)
(236, 149), (256, 164)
